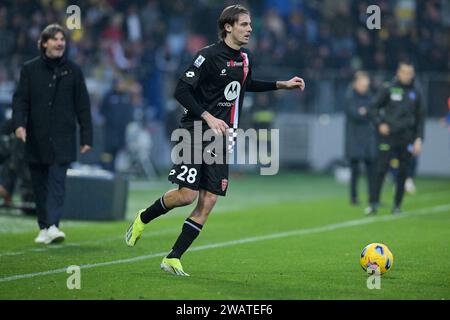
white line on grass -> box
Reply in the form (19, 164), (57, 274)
(1, 203), (449, 284)
(0, 251), (24, 257)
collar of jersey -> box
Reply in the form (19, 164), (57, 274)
(220, 40), (242, 55)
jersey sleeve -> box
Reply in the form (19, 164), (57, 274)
(173, 80), (206, 118)
(245, 51), (277, 92)
(179, 49), (210, 89)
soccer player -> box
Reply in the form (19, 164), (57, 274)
(125, 5), (305, 276)
(366, 61), (425, 215)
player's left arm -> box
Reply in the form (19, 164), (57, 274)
(245, 53), (304, 92)
(246, 75), (305, 92)
(276, 77), (305, 91)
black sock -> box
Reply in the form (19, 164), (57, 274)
(167, 218), (203, 259)
(140, 196), (170, 224)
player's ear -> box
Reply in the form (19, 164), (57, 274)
(225, 23), (233, 33)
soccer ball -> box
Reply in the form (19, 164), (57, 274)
(360, 243), (394, 275)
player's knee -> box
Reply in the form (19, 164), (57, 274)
(177, 188), (198, 206)
(204, 192), (218, 206)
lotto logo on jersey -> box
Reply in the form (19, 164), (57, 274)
(193, 55), (205, 68)
(224, 81), (241, 101)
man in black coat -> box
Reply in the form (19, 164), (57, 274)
(12, 24), (93, 244)
(344, 71), (376, 206)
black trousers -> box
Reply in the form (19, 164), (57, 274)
(29, 163), (69, 230)
(349, 158), (375, 203)
(370, 136), (413, 208)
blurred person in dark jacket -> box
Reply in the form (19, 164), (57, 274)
(344, 71), (376, 206)
(366, 61), (425, 215)
(12, 24), (93, 244)
(99, 78), (134, 172)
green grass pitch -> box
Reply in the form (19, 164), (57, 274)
(0, 173), (449, 300)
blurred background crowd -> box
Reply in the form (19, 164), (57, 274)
(0, 0), (449, 176)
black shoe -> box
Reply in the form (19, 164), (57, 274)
(351, 198), (360, 206)
(364, 206), (377, 215)
(392, 207), (402, 215)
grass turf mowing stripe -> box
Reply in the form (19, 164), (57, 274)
(0, 203), (449, 283)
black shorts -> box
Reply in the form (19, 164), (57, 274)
(168, 133), (230, 196)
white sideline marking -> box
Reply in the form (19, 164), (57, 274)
(1, 203), (449, 283)
(0, 252), (24, 257)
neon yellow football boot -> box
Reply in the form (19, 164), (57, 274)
(125, 209), (146, 247)
(160, 257), (190, 276)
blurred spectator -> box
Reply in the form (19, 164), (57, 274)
(344, 71), (376, 206)
(125, 4), (142, 43)
(0, 0), (447, 79)
(100, 78), (134, 171)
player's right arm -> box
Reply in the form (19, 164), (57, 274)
(173, 50), (228, 135)
(12, 64), (30, 143)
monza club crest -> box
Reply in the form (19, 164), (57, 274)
(221, 179), (228, 192)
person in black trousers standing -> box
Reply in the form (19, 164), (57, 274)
(12, 24), (93, 244)
(344, 71), (376, 206)
(366, 61), (425, 215)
